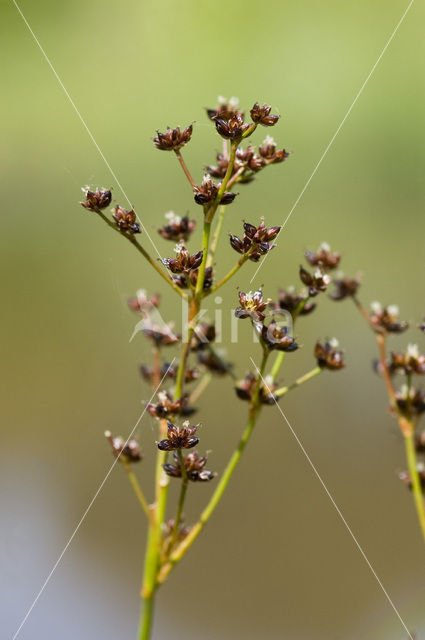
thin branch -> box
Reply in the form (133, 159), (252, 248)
(174, 150), (195, 187)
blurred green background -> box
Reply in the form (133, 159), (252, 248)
(1, 0), (425, 638)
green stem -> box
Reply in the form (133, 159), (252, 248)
(175, 150), (195, 187)
(270, 351), (286, 380)
(157, 350), (269, 584)
(123, 462), (150, 519)
(274, 366), (322, 397)
(207, 205), (227, 268)
(207, 255), (248, 295)
(96, 211), (187, 299)
(171, 450), (189, 548)
(138, 587), (155, 640)
(405, 433), (425, 543)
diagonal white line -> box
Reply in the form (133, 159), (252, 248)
(250, 0), (414, 284)
(250, 357), (413, 639)
(12, 360), (175, 640)
(12, 0), (165, 263)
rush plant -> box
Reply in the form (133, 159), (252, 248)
(78, 97), (425, 639)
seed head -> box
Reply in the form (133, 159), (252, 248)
(258, 137), (289, 163)
(153, 125), (193, 151)
(229, 219), (280, 262)
(314, 340), (345, 370)
(105, 431), (142, 463)
(299, 266), (331, 297)
(190, 323), (216, 351)
(214, 112), (251, 141)
(193, 175), (236, 206)
(198, 349), (233, 375)
(305, 243), (341, 271)
(329, 275), (361, 301)
(163, 450), (215, 482)
(128, 290), (160, 314)
(80, 187), (112, 212)
(112, 206), (140, 234)
(395, 385), (425, 417)
(162, 244), (203, 274)
(147, 391), (196, 419)
(390, 344), (425, 375)
(250, 102), (280, 127)
(158, 213), (196, 242)
(157, 421), (199, 451)
(270, 287), (316, 317)
(261, 320), (298, 352)
(369, 302), (408, 334)
(142, 322), (181, 347)
(235, 372), (278, 405)
(235, 290), (270, 322)
(206, 96), (242, 122)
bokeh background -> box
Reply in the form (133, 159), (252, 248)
(1, 0), (425, 638)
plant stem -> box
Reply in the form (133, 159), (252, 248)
(138, 593), (155, 640)
(405, 432), (425, 542)
(123, 462), (151, 519)
(96, 211), (187, 299)
(174, 150), (195, 187)
(207, 205), (226, 268)
(171, 450), (189, 548)
(207, 255), (248, 295)
(275, 366), (322, 397)
(270, 351), (286, 380)
(375, 333), (396, 409)
(157, 350), (269, 584)
(188, 373), (212, 404)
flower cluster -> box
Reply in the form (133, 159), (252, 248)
(158, 212), (196, 242)
(164, 451), (215, 482)
(329, 276), (361, 301)
(235, 373), (278, 405)
(193, 174), (236, 206)
(142, 322), (181, 347)
(235, 290), (269, 322)
(147, 391), (196, 418)
(299, 265), (331, 297)
(105, 431), (142, 463)
(112, 205), (140, 234)
(369, 302), (408, 334)
(153, 125), (193, 151)
(157, 421), (199, 451)
(162, 243), (203, 275)
(305, 242), (341, 270)
(80, 187), (112, 212)
(230, 220), (280, 262)
(270, 287), (316, 318)
(128, 290), (161, 314)
(314, 339), (345, 370)
(139, 363), (199, 384)
(390, 344), (425, 375)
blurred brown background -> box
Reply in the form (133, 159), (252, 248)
(1, 0), (425, 638)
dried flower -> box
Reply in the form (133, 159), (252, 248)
(112, 205), (140, 233)
(190, 323), (216, 351)
(270, 287), (316, 317)
(162, 519), (191, 543)
(299, 266), (331, 297)
(258, 136), (289, 163)
(206, 96), (242, 121)
(235, 290), (269, 322)
(105, 431), (142, 463)
(162, 243), (203, 274)
(139, 363), (199, 384)
(261, 320), (298, 352)
(157, 421), (199, 451)
(198, 349), (233, 375)
(142, 322), (181, 347)
(305, 242), (341, 271)
(193, 175), (236, 206)
(80, 187), (112, 212)
(147, 391), (196, 418)
(189, 266), (214, 291)
(230, 219), (280, 262)
(250, 102), (279, 127)
(164, 450), (215, 482)
(235, 372), (278, 405)
(214, 113), (251, 141)
(390, 344), (425, 375)
(153, 125), (193, 151)
(314, 339), (345, 370)
(395, 385), (425, 417)
(158, 212), (196, 242)
(329, 275), (361, 301)
(369, 302), (408, 334)
(128, 289), (160, 314)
